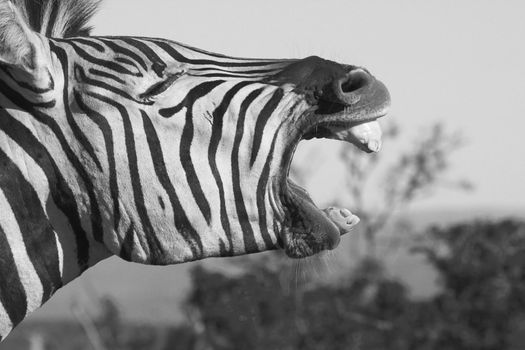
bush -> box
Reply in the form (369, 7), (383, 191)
(185, 219), (525, 350)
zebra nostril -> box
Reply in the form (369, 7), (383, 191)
(329, 69), (373, 105)
(340, 69), (370, 94)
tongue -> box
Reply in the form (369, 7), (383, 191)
(327, 121), (383, 153)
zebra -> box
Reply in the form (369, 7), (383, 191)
(0, 0), (390, 340)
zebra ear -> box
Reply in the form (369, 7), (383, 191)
(0, 0), (45, 70)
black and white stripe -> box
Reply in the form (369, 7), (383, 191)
(0, 31), (303, 338)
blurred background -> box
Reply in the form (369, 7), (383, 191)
(2, 0), (525, 349)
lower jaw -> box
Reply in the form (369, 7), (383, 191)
(277, 179), (344, 258)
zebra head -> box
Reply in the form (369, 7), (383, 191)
(0, 0), (390, 268)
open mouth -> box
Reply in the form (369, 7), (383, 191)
(278, 70), (391, 258)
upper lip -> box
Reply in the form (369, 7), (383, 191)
(314, 78), (391, 122)
(279, 74), (391, 171)
(299, 77), (390, 141)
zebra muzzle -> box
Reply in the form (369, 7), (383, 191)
(278, 59), (391, 258)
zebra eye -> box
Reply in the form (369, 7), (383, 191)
(139, 72), (183, 101)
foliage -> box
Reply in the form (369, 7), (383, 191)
(184, 219), (525, 350)
(412, 220), (525, 349)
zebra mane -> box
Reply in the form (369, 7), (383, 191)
(11, 0), (100, 38)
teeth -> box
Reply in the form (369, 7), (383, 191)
(368, 140), (382, 153)
(348, 121), (383, 153)
(340, 208), (352, 217)
(324, 207), (361, 234)
(320, 120), (383, 153)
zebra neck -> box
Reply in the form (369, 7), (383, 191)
(0, 102), (112, 341)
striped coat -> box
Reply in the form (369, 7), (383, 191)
(0, 0), (389, 339)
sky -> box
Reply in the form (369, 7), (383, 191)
(9, 0), (525, 332)
(90, 0), (525, 212)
